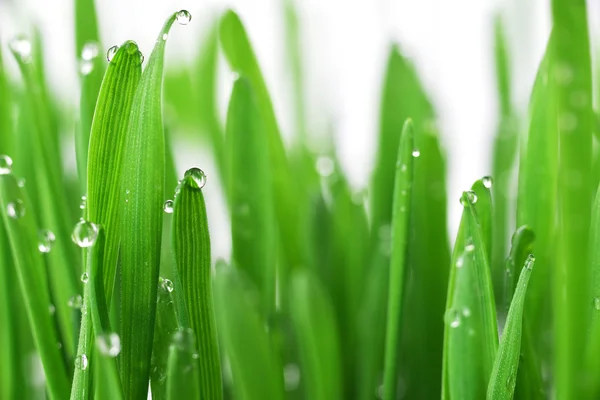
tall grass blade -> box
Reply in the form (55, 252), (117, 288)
(165, 328), (201, 399)
(502, 226), (535, 313)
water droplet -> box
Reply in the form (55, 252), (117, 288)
(482, 176), (493, 188)
(316, 156), (334, 177)
(559, 112), (577, 132)
(445, 308), (461, 328)
(462, 308), (471, 317)
(81, 273), (89, 284)
(75, 354), (88, 370)
(80, 196), (87, 210)
(163, 200), (174, 214)
(162, 279), (174, 293)
(176, 10), (192, 25)
(456, 254), (464, 268)
(17, 178), (25, 187)
(184, 167), (207, 189)
(284, 363), (301, 391)
(48, 304), (55, 315)
(7, 199), (25, 219)
(594, 297), (600, 311)
(412, 150), (421, 158)
(38, 229), (56, 253)
(525, 254), (535, 270)
(400, 164), (407, 172)
(0, 155), (13, 175)
(506, 372), (516, 390)
(138, 51), (144, 65)
(9, 36), (32, 63)
(97, 332), (121, 357)
(162, 33), (168, 41)
(466, 191), (477, 204)
(81, 42), (100, 61)
(71, 220), (99, 248)
(465, 239), (475, 253)
(79, 60), (94, 76)
(106, 45), (118, 62)
(172, 327), (196, 351)
(68, 295), (83, 309)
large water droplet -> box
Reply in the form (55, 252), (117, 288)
(81, 272), (89, 284)
(525, 254), (535, 270)
(482, 176), (493, 189)
(106, 45), (118, 62)
(163, 200), (174, 214)
(162, 278), (174, 293)
(466, 191), (478, 204)
(284, 363), (301, 391)
(9, 36), (32, 63)
(445, 308), (461, 328)
(412, 149), (421, 158)
(68, 295), (83, 309)
(316, 156), (334, 177)
(71, 220), (99, 248)
(184, 167), (206, 189)
(75, 354), (88, 370)
(97, 332), (121, 357)
(38, 229), (56, 253)
(176, 10), (192, 25)
(7, 199), (25, 219)
(0, 155), (13, 175)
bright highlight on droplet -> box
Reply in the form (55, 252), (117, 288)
(412, 150), (420, 158)
(184, 167), (207, 189)
(525, 254), (535, 270)
(106, 45), (118, 62)
(176, 10), (192, 25)
(482, 176), (493, 189)
(163, 200), (174, 214)
(0, 155), (13, 175)
(444, 308), (460, 328)
(80, 61), (94, 76)
(75, 354), (88, 370)
(9, 36), (32, 63)
(81, 42), (100, 61)
(162, 278), (174, 293)
(81, 272), (89, 284)
(594, 297), (600, 311)
(7, 199), (25, 219)
(38, 229), (56, 253)
(97, 332), (121, 357)
(138, 51), (144, 65)
(68, 294), (83, 309)
(80, 196), (87, 210)
(72, 219), (99, 248)
(316, 156), (334, 177)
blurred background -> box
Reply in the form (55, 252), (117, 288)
(0, 0), (582, 256)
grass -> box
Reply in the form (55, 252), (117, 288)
(0, 0), (598, 399)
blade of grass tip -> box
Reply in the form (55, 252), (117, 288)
(470, 179), (493, 266)
(226, 76), (276, 319)
(214, 264), (285, 400)
(120, 11), (187, 399)
(74, 0), (101, 58)
(165, 328), (201, 400)
(382, 119), (414, 400)
(502, 226), (535, 314)
(0, 173), (70, 399)
(220, 9), (305, 269)
(551, 0), (594, 396)
(171, 169), (222, 399)
(487, 255), (535, 400)
(444, 191), (498, 399)
(289, 270), (342, 400)
(70, 40), (142, 400)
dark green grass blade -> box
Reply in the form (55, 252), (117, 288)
(382, 119), (414, 400)
(226, 77), (276, 318)
(0, 174), (70, 399)
(0, 223), (16, 399)
(487, 256), (534, 400)
(214, 265), (285, 400)
(220, 10), (305, 269)
(120, 12), (182, 399)
(551, 1), (593, 397)
(289, 270), (342, 400)
(166, 328), (201, 399)
(171, 170), (222, 399)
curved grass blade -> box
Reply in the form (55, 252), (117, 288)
(120, 12), (184, 398)
(487, 256), (534, 400)
(214, 265), (285, 400)
(502, 226), (535, 313)
(226, 77), (276, 318)
(382, 119), (414, 400)
(171, 171), (222, 399)
(289, 270), (342, 400)
(0, 174), (70, 399)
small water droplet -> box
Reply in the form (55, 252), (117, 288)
(17, 178), (25, 188)
(176, 10), (192, 25)
(0, 155), (13, 175)
(284, 363), (301, 391)
(71, 219), (99, 248)
(68, 295), (83, 309)
(75, 354), (88, 370)
(38, 229), (56, 253)
(138, 51), (144, 65)
(184, 167), (207, 189)
(48, 304), (55, 315)
(445, 308), (461, 328)
(525, 254), (535, 270)
(482, 176), (493, 188)
(81, 42), (100, 61)
(81, 273), (89, 284)
(465, 239), (475, 253)
(7, 199), (25, 219)
(106, 45), (118, 62)
(506, 372), (516, 390)
(400, 164), (407, 172)
(162, 33), (168, 41)
(97, 332), (121, 357)
(462, 308), (471, 317)
(466, 191), (477, 204)
(594, 297), (600, 311)
(316, 156), (334, 177)
(163, 200), (174, 214)
(162, 279), (174, 293)
(456, 254), (464, 268)
(79, 60), (94, 76)
(9, 36), (32, 63)
(80, 196), (87, 210)
(412, 149), (420, 158)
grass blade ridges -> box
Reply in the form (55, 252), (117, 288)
(487, 255), (534, 400)
(0, 173), (70, 399)
(171, 169), (222, 399)
(120, 11), (186, 399)
(551, 1), (593, 397)
(382, 119), (414, 400)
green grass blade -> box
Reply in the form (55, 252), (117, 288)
(502, 226), (535, 313)
(166, 328), (201, 399)
(74, 0), (101, 59)
(214, 265), (285, 400)
(471, 179), (493, 265)
(382, 119), (414, 400)
(226, 77), (276, 318)
(120, 12), (183, 399)
(487, 256), (534, 400)
(289, 270), (342, 400)
(551, 1), (593, 396)
(171, 169), (222, 398)
(0, 173), (70, 399)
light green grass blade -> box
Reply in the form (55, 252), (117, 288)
(0, 173), (70, 400)
(220, 9), (305, 269)
(120, 12), (183, 399)
(171, 169), (222, 398)
(74, 0), (101, 59)
(487, 256), (534, 400)
(214, 265), (285, 400)
(471, 180), (493, 265)
(382, 119), (414, 400)
(502, 226), (535, 313)
(551, 1), (593, 397)
(166, 328), (201, 399)
(226, 77), (276, 318)
(0, 44), (15, 156)
(289, 270), (342, 400)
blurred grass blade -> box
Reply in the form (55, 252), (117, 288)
(74, 0), (101, 58)
(585, 184), (600, 397)
(226, 77), (276, 318)
(0, 173), (70, 399)
(166, 328), (201, 399)
(502, 226), (535, 313)
(171, 170), (222, 399)
(120, 12), (182, 399)
(382, 119), (414, 400)
(487, 256), (534, 400)
(289, 270), (342, 400)
(214, 265), (285, 400)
